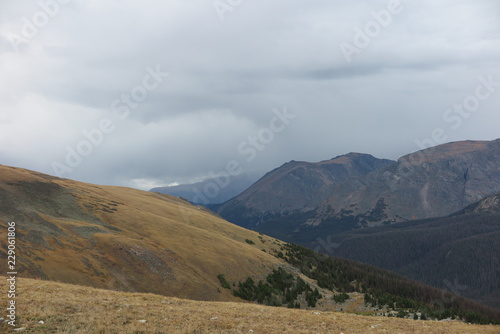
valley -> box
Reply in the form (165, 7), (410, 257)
(209, 139), (500, 310)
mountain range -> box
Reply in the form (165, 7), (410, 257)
(204, 139), (500, 309)
(215, 139), (500, 243)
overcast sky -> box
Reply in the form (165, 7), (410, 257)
(1, 0), (499, 190)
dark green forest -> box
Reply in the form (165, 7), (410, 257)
(307, 212), (500, 309)
(282, 243), (500, 324)
(221, 242), (500, 324)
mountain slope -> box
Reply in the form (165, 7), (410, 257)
(0, 164), (285, 302)
(216, 139), (500, 242)
(457, 192), (500, 215)
(310, 192), (500, 309)
(315, 139), (500, 226)
(150, 172), (262, 205)
(216, 153), (395, 229)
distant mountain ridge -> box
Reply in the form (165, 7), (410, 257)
(150, 172), (262, 205)
(216, 139), (500, 243)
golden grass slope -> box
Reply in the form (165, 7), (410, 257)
(0, 165), (287, 302)
(1, 276), (498, 334)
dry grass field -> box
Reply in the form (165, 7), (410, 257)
(1, 276), (498, 334)
(0, 165), (289, 302)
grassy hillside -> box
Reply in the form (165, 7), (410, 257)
(0, 164), (285, 302)
(1, 276), (499, 334)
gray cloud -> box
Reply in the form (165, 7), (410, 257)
(1, 0), (499, 190)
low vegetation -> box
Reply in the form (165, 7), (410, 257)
(223, 242), (500, 324)
(280, 243), (500, 324)
(3, 276), (499, 334)
(217, 274), (231, 289)
(231, 267), (322, 308)
(333, 292), (350, 303)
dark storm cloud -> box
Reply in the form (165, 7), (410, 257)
(0, 0), (499, 189)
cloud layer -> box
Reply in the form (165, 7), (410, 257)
(1, 0), (499, 189)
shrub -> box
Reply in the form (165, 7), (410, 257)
(217, 274), (231, 289)
(233, 267), (323, 309)
(397, 310), (408, 318)
(333, 292), (350, 303)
